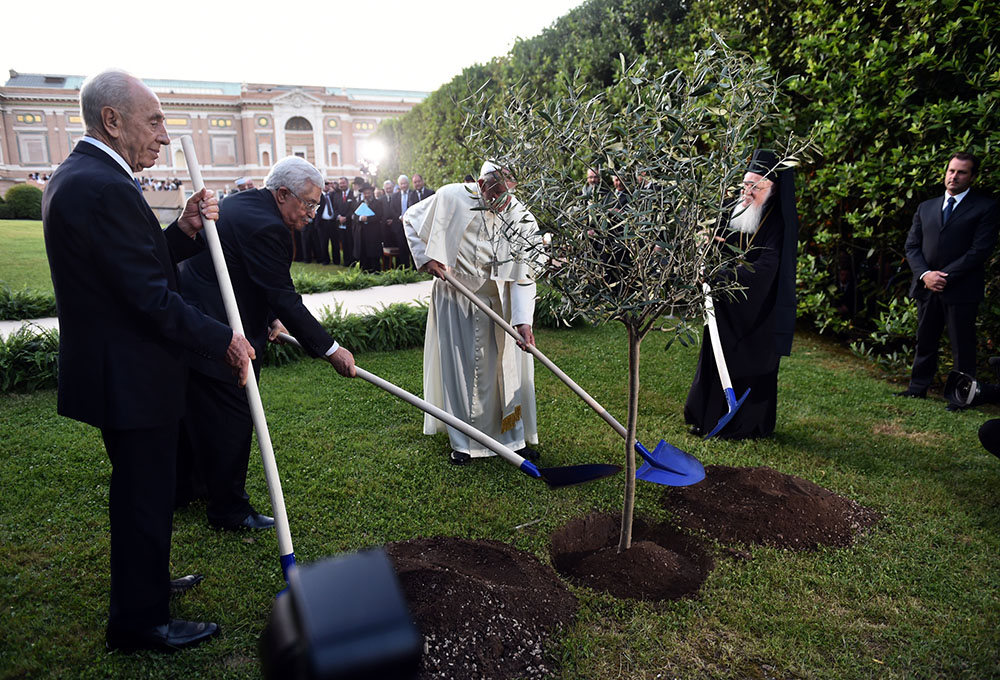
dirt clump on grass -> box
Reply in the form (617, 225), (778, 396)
(662, 465), (881, 549)
(549, 513), (715, 601)
(387, 536), (577, 680)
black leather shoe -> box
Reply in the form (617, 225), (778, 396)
(945, 402), (964, 412)
(169, 573), (204, 596)
(516, 446), (540, 462)
(449, 450), (471, 465)
(214, 510), (275, 530)
(106, 619), (219, 653)
(235, 511), (275, 530)
(894, 389), (926, 398)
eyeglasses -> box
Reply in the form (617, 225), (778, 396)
(285, 188), (319, 214)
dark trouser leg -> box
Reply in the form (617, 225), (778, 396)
(184, 371), (254, 527)
(946, 302), (979, 377)
(314, 222), (330, 264)
(102, 423), (177, 633)
(341, 226), (355, 266)
(910, 295), (946, 392)
(332, 220), (344, 264)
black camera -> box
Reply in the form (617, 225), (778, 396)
(943, 357), (1000, 408)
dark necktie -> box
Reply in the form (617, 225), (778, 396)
(133, 177), (143, 193)
(943, 196), (956, 225)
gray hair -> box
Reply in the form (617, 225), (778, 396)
(397, 174), (409, 185)
(265, 157), (324, 194)
(80, 69), (139, 132)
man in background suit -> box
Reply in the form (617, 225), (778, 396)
(413, 173), (434, 202)
(311, 179), (337, 264)
(900, 151), (999, 408)
(177, 156), (356, 531)
(42, 69), (255, 652)
(333, 176), (356, 266)
(388, 174), (418, 268)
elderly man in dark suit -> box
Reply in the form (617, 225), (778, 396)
(899, 151), (999, 408)
(42, 69), (255, 652)
(177, 156), (356, 531)
(387, 174), (419, 268)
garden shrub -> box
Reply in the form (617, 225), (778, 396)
(0, 284), (58, 320)
(0, 325), (59, 392)
(4, 184), (44, 220)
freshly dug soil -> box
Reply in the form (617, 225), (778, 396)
(386, 537), (577, 680)
(549, 512), (715, 601)
(662, 465), (882, 549)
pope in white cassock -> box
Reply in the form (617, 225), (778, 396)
(403, 162), (541, 465)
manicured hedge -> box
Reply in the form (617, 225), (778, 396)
(379, 0), (1000, 375)
(3, 184), (44, 220)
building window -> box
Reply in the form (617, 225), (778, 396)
(174, 148), (186, 170)
(210, 118), (233, 128)
(353, 121), (375, 131)
(15, 113), (43, 124)
(285, 116), (312, 131)
(211, 136), (237, 166)
(166, 118), (190, 127)
(329, 151), (339, 167)
(17, 133), (48, 165)
(261, 150), (271, 166)
(258, 117), (269, 127)
(327, 119), (339, 128)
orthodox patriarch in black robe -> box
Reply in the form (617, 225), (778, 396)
(684, 150), (799, 439)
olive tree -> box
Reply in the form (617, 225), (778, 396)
(465, 36), (810, 551)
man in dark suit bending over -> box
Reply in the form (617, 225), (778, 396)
(42, 69), (256, 652)
(177, 156), (356, 532)
(899, 151), (999, 408)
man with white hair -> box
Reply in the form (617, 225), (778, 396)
(42, 68), (256, 652)
(684, 149), (800, 439)
(388, 174), (418, 267)
(176, 156), (356, 531)
(403, 162), (541, 465)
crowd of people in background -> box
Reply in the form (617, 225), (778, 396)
(288, 172), (440, 272)
(138, 176), (182, 191)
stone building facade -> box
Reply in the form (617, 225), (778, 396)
(0, 70), (426, 196)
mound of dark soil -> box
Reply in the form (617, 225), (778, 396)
(662, 465), (881, 549)
(549, 513), (715, 601)
(387, 537), (577, 680)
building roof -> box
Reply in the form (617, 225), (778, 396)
(5, 70), (428, 102)
(4, 72), (86, 89)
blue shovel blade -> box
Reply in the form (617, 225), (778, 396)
(635, 439), (705, 478)
(637, 460), (706, 486)
(704, 387), (751, 439)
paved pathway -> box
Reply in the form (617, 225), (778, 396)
(0, 280), (433, 339)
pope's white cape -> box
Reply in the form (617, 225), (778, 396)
(403, 182), (540, 456)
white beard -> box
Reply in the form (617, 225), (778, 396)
(730, 183), (773, 234)
(729, 200), (765, 234)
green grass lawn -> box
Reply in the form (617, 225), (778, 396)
(0, 219), (348, 296)
(1, 324), (998, 679)
(0, 220), (52, 293)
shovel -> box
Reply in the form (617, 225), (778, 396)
(276, 333), (619, 489)
(180, 136), (297, 582)
(702, 281), (750, 439)
(439, 270), (704, 486)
